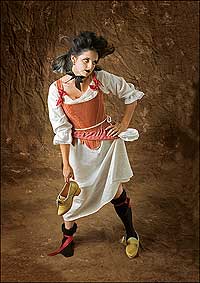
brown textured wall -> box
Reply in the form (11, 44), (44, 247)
(1, 1), (199, 154)
(1, 1), (199, 189)
(1, 0), (199, 154)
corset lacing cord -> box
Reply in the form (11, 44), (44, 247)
(74, 115), (112, 131)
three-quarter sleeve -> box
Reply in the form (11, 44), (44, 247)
(98, 70), (145, 104)
(48, 83), (73, 145)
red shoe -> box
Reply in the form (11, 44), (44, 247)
(48, 223), (77, 257)
(48, 235), (74, 257)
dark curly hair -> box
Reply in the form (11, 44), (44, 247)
(52, 31), (115, 73)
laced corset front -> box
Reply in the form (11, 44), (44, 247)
(56, 74), (118, 149)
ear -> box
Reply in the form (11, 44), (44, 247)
(71, 55), (77, 64)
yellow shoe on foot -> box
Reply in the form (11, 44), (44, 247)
(121, 233), (139, 259)
(56, 181), (81, 216)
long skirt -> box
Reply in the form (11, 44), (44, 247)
(62, 138), (133, 221)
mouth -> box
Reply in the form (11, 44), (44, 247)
(84, 70), (91, 74)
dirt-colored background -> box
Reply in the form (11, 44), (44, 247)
(1, 1), (199, 282)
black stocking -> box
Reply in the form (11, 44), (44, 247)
(111, 189), (138, 240)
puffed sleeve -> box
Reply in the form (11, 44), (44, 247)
(97, 70), (144, 104)
(47, 83), (73, 145)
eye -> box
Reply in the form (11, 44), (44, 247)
(83, 58), (89, 63)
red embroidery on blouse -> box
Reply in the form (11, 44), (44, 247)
(56, 89), (67, 106)
(89, 74), (103, 91)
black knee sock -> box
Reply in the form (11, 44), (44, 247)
(111, 190), (138, 240)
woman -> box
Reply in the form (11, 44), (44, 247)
(47, 31), (144, 259)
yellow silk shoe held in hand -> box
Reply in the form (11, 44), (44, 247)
(121, 232), (139, 259)
(56, 181), (81, 216)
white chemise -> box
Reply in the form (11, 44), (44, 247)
(48, 70), (144, 221)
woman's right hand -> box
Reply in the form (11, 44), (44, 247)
(62, 164), (74, 183)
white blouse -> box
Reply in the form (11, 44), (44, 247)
(47, 70), (145, 145)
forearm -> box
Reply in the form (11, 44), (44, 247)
(106, 101), (138, 136)
(121, 101), (138, 127)
(60, 144), (70, 167)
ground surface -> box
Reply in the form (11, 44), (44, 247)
(1, 147), (199, 283)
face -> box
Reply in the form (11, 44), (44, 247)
(71, 50), (99, 77)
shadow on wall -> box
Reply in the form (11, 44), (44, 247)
(174, 81), (198, 159)
(155, 80), (199, 161)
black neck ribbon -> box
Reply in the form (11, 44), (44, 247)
(66, 71), (86, 91)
